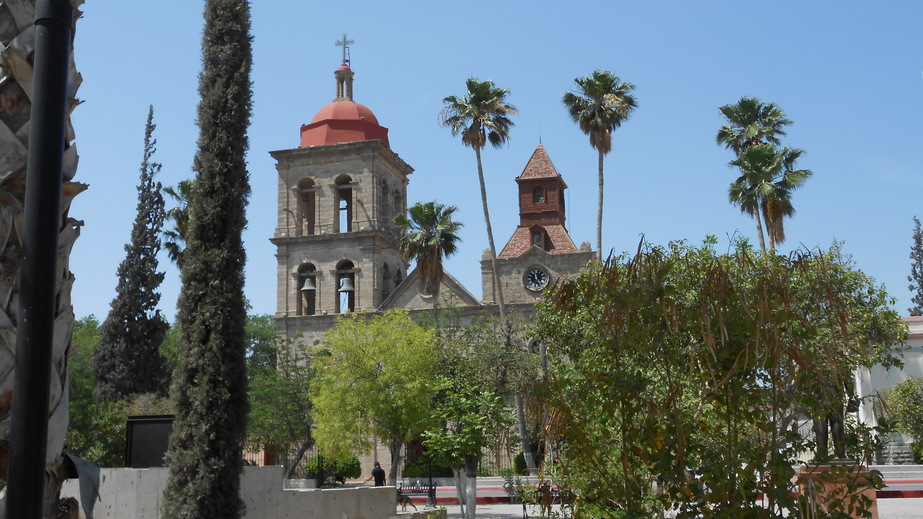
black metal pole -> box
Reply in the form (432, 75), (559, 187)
(7, 1), (72, 518)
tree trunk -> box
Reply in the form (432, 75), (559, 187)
(540, 341), (553, 466)
(752, 207), (766, 252)
(388, 435), (402, 484)
(453, 467), (467, 517)
(516, 393), (537, 475)
(464, 454), (479, 519)
(597, 149), (605, 260)
(0, 1), (84, 516)
(762, 203), (775, 251)
(473, 146), (506, 318)
(285, 439), (313, 480)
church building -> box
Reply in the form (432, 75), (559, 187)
(269, 54), (594, 347)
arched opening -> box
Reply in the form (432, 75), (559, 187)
(296, 263), (317, 316)
(336, 260), (356, 313)
(382, 263), (392, 300)
(297, 178), (316, 236)
(381, 184), (391, 230)
(335, 175), (353, 233)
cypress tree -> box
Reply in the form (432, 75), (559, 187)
(91, 106), (169, 401)
(909, 216), (923, 316)
(162, 0), (252, 516)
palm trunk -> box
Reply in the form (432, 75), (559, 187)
(596, 149), (605, 260)
(515, 393), (537, 475)
(540, 341), (553, 466)
(762, 204), (777, 252)
(0, 0), (83, 516)
(473, 146), (506, 318)
(752, 207), (766, 252)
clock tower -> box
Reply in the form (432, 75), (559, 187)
(483, 144), (595, 304)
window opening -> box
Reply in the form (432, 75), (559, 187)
(297, 264), (316, 316)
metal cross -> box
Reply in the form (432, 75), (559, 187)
(335, 33), (354, 65)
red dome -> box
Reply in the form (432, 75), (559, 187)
(300, 100), (389, 147)
(310, 100), (380, 125)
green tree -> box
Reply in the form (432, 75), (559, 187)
(440, 78), (517, 317)
(163, 0), (253, 516)
(248, 341), (314, 480)
(909, 216), (923, 316)
(424, 378), (511, 519)
(562, 70), (637, 260)
(163, 178), (194, 269)
(883, 378), (923, 461)
(67, 316), (124, 467)
(535, 240), (905, 517)
(92, 106), (169, 401)
(395, 200), (463, 314)
(728, 143), (812, 252)
(425, 314), (534, 519)
(69, 316), (174, 466)
(312, 310), (437, 484)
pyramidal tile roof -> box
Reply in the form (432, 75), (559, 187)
(518, 144), (561, 180)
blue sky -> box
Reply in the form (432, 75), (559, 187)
(71, 1), (923, 321)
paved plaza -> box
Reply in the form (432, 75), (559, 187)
(434, 499), (920, 518)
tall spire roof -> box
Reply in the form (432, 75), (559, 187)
(518, 144), (563, 181)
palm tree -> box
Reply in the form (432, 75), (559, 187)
(728, 144), (812, 251)
(562, 70), (637, 260)
(163, 178), (194, 268)
(0, 1), (84, 515)
(394, 201), (462, 315)
(440, 78), (516, 318)
(718, 97), (794, 251)
(716, 97), (792, 156)
(442, 79), (538, 479)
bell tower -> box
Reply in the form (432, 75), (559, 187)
(270, 54), (412, 345)
(484, 144), (595, 304)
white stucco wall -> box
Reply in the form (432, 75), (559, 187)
(855, 317), (923, 433)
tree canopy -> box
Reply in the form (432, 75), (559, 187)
(535, 240), (906, 517)
(311, 310), (437, 483)
(908, 216), (923, 316)
(395, 200), (462, 312)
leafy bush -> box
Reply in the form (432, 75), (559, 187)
(305, 455), (361, 485)
(403, 458), (454, 478)
(883, 378), (923, 460)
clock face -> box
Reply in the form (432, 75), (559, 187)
(525, 267), (549, 291)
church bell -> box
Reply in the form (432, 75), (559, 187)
(338, 277), (355, 292)
(300, 277), (316, 291)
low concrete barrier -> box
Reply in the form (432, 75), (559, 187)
(61, 466), (398, 519)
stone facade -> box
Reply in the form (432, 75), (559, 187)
(268, 62), (596, 480)
(270, 140), (412, 346)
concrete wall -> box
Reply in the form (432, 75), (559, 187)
(61, 466), (399, 519)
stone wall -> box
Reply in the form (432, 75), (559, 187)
(60, 466), (399, 519)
